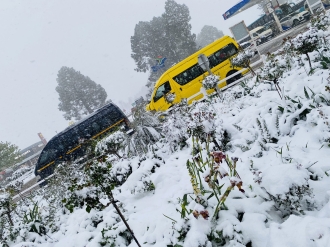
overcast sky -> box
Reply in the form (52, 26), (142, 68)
(0, 0), (262, 149)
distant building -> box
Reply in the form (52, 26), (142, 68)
(15, 141), (46, 169)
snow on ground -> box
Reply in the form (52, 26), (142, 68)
(7, 23), (330, 247)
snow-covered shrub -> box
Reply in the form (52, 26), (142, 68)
(100, 212), (133, 247)
(0, 190), (52, 245)
(311, 10), (330, 31)
(162, 100), (220, 152)
(4, 180), (23, 194)
(259, 53), (290, 82)
(96, 131), (127, 158)
(231, 49), (255, 75)
(202, 74), (219, 90)
(61, 158), (143, 246)
(291, 27), (320, 69)
(162, 104), (190, 152)
(276, 87), (319, 135)
(260, 163), (315, 217)
(128, 104), (162, 156)
(187, 101), (217, 142)
(169, 148), (246, 246)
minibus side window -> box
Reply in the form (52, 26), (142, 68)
(153, 81), (171, 102)
(173, 63), (204, 86)
(208, 43), (238, 69)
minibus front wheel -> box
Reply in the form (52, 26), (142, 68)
(226, 70), (242, 85)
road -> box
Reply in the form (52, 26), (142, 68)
(257, 22), (310, 55)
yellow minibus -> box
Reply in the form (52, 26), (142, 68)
(146, 35), (248, 112)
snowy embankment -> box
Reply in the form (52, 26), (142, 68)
(5, 17), (330, 247)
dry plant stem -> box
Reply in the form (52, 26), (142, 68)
(273, 79), (283, 99)
(108, 192), (142, 247)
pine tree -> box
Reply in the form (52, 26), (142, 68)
(196, 25), (224, 48)
(130, 0), (197, 75)
(56, 67), (108, 120)
(0, 141), (22, 170)
(162, 0), (197, 64)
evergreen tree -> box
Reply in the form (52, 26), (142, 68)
(0, 141), (22, 170)
(196, 25), (224, 48)
(56, 67), (108, 120)
(130, 0), (197, 76)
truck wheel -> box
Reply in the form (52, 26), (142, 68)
(226, 70), (242, 85)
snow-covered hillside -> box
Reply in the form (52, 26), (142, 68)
(2, 12), (330, 247)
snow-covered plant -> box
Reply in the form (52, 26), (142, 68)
(170, 136), (246, 246)
(259, 163), (315, 217)
(62, 158), (142, 247)
(21, 201), (47, 237)
(162, 103), (190, 152)
(311, 10), (330, 31)
(187, 101), (217, 142)
(291, 27), (320, 69)
(100, 217), (134, 247)
(267, 183), (314, 217)
(4, 180), (23, 194)
(96, 131), (127, 159)
(277, 87), (319, 135)
(202, 74), (219, 90)
(0, 191), (50, 245)
(230, 49), (255, 75)
(256, 117), (278, 145)
(0, 191), (14, 227)
(187, 137), (244, 218)
(259, 53), (289, 82)
(128, 104), (162, 156)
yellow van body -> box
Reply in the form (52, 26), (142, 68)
(146, 35), (249, 112)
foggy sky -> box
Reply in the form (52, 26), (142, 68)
(0, 0), (262, 149)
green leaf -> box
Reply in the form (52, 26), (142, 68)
(308, 87), (315, 97)
(278, 106), (284, 113)
(86, 205), (92, 213)
(207, 193), (215, 200)
(304, 87), (310, 99)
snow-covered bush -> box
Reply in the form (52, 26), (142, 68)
(259, 52), (291, 82)
(187, 101), (217, 142)
(311, 10), (330, 31)
(128, 105), (162, 156)
(0, 190), (53, 246)
(291, 27), (321, 69)
(202, 74), (219, 90)
(231, 49), (255, 75)
(61, 158), (143, 246)
(96, 131), (127, 159)
(260, 163), (315, 217)
(162, 103), (190, 152)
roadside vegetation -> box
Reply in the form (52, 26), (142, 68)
(1, 10), (330, 247)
